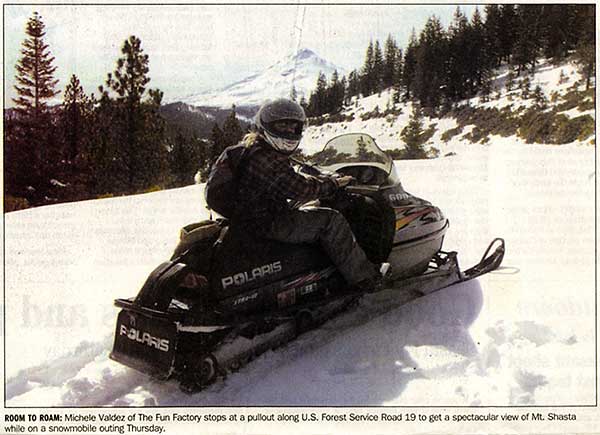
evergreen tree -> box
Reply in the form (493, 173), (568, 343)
(513, 5), (545, 74)
(88, 91), (123, 193)
(483, 4), (503, 68)
(57, 74), (95, 200)
(360, 41), (375, 96)
(414, 16), (447, 110)
(383, 34), (399, 89)
(13, 12), (60, 117)
(541, 5), (575, 63)
(445, 7), (470, 101)
(347, 69), (361, 99)
(100, 35), (168, 192)
(170, 134), (206, 186)
(392, 47), (404, 104)
(532, 85), (548, 110)
(9, 11), (60, 202)
(326, 70), (345, 114)
(402, 30), (419, 100)
(468, 8), (491, 94)
(308, 72), (328, 116)
(400, 106), (428, 159)
(209, 122), (226, 164)
(61, 74), (92, 164)
(372, 40), (385, 93)
(573, 5), (596, 90)
(222, 105), (244, 147)
(498, 5), (518, 65)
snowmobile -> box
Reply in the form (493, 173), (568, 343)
(110, 132), (505, 392)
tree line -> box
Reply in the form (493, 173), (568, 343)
(4, 12), (245, 211)
(302, 4), (595, 117)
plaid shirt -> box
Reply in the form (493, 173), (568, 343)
(234, 138), (338, 232)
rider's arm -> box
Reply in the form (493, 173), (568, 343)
(255, 156), (338, 203)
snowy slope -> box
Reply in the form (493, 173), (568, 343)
(300, 59), (594, 155)
(4, 140), (595, 407)
(3, 58), (596, 407)
(181, 48), (344, 109)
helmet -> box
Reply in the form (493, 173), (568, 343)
(255, 98), (307, 154)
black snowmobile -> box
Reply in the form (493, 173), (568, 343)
(110, 133), (505, 392)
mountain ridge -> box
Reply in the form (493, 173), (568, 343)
(180, 48), (344, 109)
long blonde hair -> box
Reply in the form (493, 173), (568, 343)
(242, 132), (261, 148)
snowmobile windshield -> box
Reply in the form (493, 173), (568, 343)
(312, 133), (393, 175)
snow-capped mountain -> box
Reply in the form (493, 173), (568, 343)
(181, 48), (345, 109)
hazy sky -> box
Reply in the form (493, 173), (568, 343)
(4, 4), (478, 104)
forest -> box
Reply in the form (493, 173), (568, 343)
(3, 5), (596, 211)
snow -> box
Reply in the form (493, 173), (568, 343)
(3, 58), (596, 408)
(4, 140), (595, 407)
(181, 48), (344, 109)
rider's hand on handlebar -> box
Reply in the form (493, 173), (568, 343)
(333, 175), (354, 188)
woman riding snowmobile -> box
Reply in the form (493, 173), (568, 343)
(212, 98), (389, 293)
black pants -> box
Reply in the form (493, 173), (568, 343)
(264, 207), (376, 285)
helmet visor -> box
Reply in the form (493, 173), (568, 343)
(266, 119), (305, 140)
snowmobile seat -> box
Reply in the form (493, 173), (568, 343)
(209, 226), (331, 299)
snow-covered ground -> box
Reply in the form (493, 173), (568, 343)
(3, 57), (596, 408)
(301, 59), (594, 155)
(3, 137), (595, 407)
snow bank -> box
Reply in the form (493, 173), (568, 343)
(4, 137), (595, 406)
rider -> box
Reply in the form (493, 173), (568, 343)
(232, 98), (389, 292)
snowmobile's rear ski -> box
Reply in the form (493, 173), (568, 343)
(110, 133), (506, 393)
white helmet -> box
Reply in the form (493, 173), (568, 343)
(255, 98), (307, 154)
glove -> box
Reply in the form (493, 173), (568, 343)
(333, 175), (354, 188)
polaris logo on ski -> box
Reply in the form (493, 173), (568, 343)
(222, 261), (283, 289)
(119, 325), (170, 352)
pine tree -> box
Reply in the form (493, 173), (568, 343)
(170, 133), (206, 186)
(360, 41), (375, 96)
(209, 122), (226, 164)
(469, 8), (491, 94)
(392, 47), (404, 104)
(532, 85), (547, 110)
(483, 4), (503, 68)
(13, 12), (60, 116)
(347, 69), (361, 99)
(445, 7), (470, 101)
(326, 70), (345, 114)
(414, 16), (447, 110)
(372, 40), (385, 93)
(498, 5), (518, 65)
(100, 35), (167, 192)
(383, 34), (399, 89)
(56, 74), (95, 200)
(573, 5), (595, 90)
(402, 30), (419, 100)
(541, 5), (573, 63)
(308, 72), (328, 116)
(222, 105), (244, 147)
(400, 106), (428, 159)
(62, 74), (92, 164)
(9, 11), (60, 202)
(513, 5), (545, 75)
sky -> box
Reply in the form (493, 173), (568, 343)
(3, 4), (478, 105)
